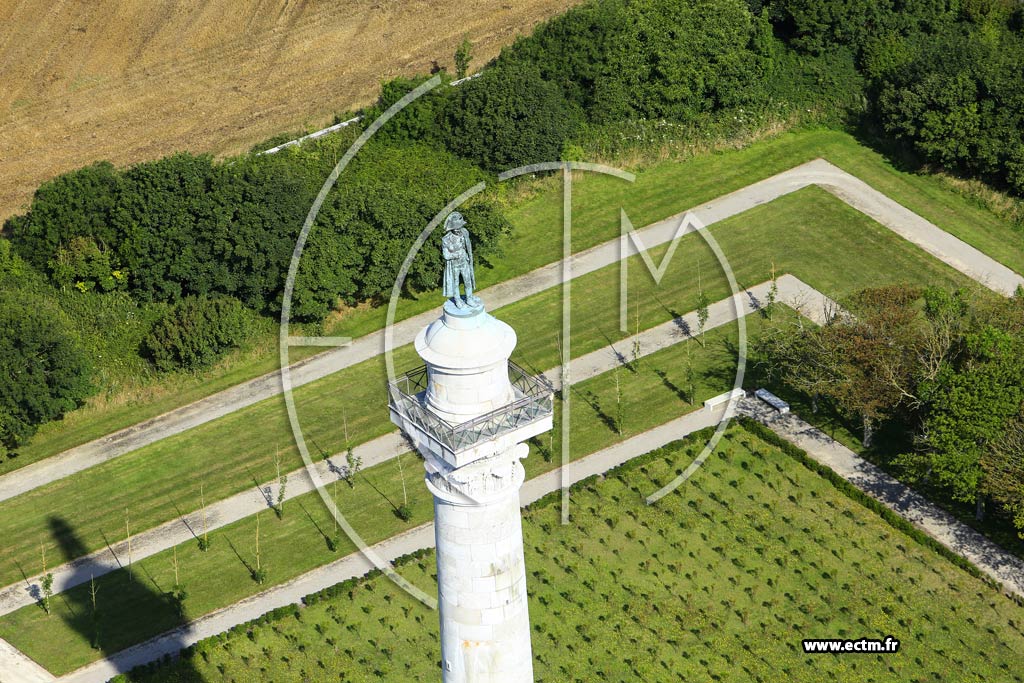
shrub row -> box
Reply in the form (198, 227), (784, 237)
(5, 140), (509, 322)
(736, 416), (992, 584)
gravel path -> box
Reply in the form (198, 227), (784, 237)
(0, 636), (54, 683)
(0, 275), (830, 618)
(60, 393), (1024, 681)
(57, 404), (732, 683)
(741, 398), (1024, 601)
(3, 157), (1016, 504)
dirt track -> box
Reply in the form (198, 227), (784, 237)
(0, 0), (579, 222)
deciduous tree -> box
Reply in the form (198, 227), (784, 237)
(0, 295), (92, 456)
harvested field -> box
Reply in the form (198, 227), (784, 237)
(0, 0), (580, 222)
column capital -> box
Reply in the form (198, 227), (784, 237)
(425, 443), (528, 506)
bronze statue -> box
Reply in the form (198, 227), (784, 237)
(442, 212), (479, 309)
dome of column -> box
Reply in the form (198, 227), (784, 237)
(414, 300), (518, 423)
(415, 301), (517, 369)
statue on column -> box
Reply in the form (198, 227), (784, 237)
(441, 212), (479, 309)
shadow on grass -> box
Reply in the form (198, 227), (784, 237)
(572, 386), (619, 434)
(848, 117), (927, 175)
(298, 500), (340, 553)
(48, 516), (205, 681)
(652, 367), (691, 405)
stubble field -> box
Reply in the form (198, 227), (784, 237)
(0, 0), (579, 222)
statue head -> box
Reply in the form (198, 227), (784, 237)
(444, 212), (466, 233)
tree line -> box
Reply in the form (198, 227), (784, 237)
(5, 141), (507, 318)
(0, 135), (508, 454)
(1, 0), (1021, 454)
(369, 0), (1024, 197)
(756, 284), (1024, 536)
(770, 0), (1024, 197)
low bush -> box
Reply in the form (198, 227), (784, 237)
(141, 297), (252, 372)
(440, 61), (582, 171)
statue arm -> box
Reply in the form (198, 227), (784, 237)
(462, 229), (474, 265)
(442, 237), (459, 260)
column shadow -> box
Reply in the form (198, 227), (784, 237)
(47, 516), (206, 681)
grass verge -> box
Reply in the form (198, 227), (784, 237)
(16, 127), (1022, 470)
(0, 186), (978, 589)
(0, 316), (752, 673)
(0, 185), (979, 590)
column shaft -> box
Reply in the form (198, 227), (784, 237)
(431, 478), (533, 682)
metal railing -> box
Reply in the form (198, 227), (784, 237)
(387, 361), (553, 454)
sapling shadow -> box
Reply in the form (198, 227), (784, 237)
(225, 536), (255, 578)
(170, 498), (200, 543)
(653, 367), (690, 404)
(571, 385), (618, 434)
(359, 470), (412, 522)
(298, 500), (339, 552)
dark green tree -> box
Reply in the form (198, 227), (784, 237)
(141, 297), (253, 372)
(441, 61), (582, 171)
(5, 161), (122, 272)
(873, 18), (1024, 193)
(493, 0), (630, 115)
(360, 74), (453, 146)
(770, 0), (896, 56)
(981, 408), (1024, 536)
(113, 153), (232, 302)
(300, 142), (510, 316)
(0, 295), (93, 456)
(594, 0), (777, 122)
(454, 37), (473, 79)
(900, 324), (1024, 516)
(8, 131), (510, 322)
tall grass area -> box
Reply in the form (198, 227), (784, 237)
(117, 426), (1024, 682)
(0, 187), (979, 591)
(17, 127), (1024, 470)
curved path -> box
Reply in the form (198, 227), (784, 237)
(2, 158), (1020, 505)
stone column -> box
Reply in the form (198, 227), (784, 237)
(391, 299), (548, 682)
(417, 303), (533, 681)
(426, 443), (533, 682)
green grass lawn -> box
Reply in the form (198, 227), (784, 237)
(1, 334), (326, 478)
(117, 426), (1024, 683)
(16, 127), (1023, 471)
(0, 310), (758, 674)
(0, 186), (978, 591)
